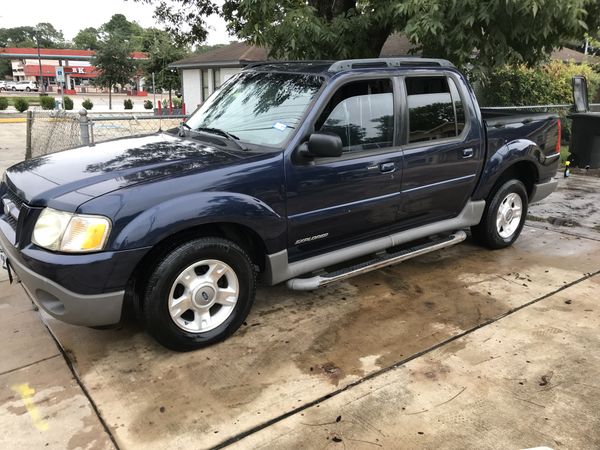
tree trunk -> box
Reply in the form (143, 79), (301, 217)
(109, 84), (112, 110)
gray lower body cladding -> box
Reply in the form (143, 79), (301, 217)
(265, 200), (486, 285)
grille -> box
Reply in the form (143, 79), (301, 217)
(2, 189), (24, 231)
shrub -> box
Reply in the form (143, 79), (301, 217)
(480, 61), (600, 107)
(63, 96), (74, 110)
(0, 97), (8, 110)
(82, 98), (93, 110)
(161, 97), (183, 109)
(40, 95), (55, 110)
(144, 99), (153, 109)
(13, 97), (29, 113)
(124, 98), (133, 109)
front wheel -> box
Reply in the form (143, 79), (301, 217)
(471, 179), (528, 249)
(142, 237), (256, 351)
(25, 87), (31, 92)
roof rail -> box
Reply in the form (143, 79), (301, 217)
(243, 60), (335, 70)
(328, 57), (454, 72)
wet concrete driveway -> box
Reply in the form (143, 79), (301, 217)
(38, 172), (600, 449)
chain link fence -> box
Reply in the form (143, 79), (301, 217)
(27, 110), (188, 159)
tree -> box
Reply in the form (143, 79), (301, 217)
(100, 14), (145, 48)
(92, 34), (136, 109)
(143, 29), (187, 94)
(73, 27), (99, 50)
(0, 23), (65, 48)
(137, 0), (600, 72)
(0, 60), (11, 80)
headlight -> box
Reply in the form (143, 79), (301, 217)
(32, 208), (111, 253)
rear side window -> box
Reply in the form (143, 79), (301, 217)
(316, 79), (394, 152)
(405, 76), (466, 144)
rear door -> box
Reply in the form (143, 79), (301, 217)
(285, 77), (403, 260)
(396, 72), (484, 228)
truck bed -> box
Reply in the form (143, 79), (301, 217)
(481, 108), (560, 157)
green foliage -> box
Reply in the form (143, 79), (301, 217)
(0, 60), (11, 80)
(160, 97), (183, 108)
(92, 31), (136, 109)
(63, 96), (74, 110)
(124, 98), (134, 109)
(0, 97), (8, 110)
(13, 97), (29, 113)
(143, 29), (187, 91)
(480, 61), (600, 106)
(144, 99), (153, 109)
(0, 22), (65, 48)
(39, 95), (55, 110)
(73, 27), (99, 50)
(138, 0), (600, 73)
(82, 99), (94, 110)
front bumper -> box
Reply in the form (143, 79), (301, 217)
(0, 229), (124, 327)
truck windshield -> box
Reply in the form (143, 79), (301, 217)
(185, 71), (324, 147)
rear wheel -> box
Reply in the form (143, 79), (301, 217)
(471, 179), (528, 249)
(142, 237), (255, 351)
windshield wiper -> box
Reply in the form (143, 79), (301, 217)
(193, 126), (247, 151)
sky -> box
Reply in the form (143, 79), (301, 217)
(0, 0), (232, 46)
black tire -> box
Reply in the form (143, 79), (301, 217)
(26, 87), (31, 92)
(471, 179), (528, 249)
(142, 237), (255, 351)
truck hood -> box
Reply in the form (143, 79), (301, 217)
(5, 133), (246, 207)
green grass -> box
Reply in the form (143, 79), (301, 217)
(560, 145), (570, 164)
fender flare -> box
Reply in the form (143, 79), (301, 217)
(109, 191), (285, 253)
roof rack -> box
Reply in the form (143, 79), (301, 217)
(243, 60), (335, 70)
(328, 57), (454, 72)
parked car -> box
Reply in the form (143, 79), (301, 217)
(14, 80), (38, 92)
(0, 58), (560, 351)
(1, 81), (17, 91)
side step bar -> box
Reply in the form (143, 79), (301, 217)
(286, 231), (467, 291)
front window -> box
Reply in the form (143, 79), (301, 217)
(186, 71), (324, 147)
(316, 79), (394, 153)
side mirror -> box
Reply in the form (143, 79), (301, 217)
(572, 76), (589, 113)
(304, 132), (343, 158)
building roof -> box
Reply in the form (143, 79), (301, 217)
(0, 47), (147, 60)
(550, 47), (600, 64)
(380, 34), (418, 57)
(170, 42), (268, 69)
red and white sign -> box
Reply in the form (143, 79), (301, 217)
(64, 66), (87, 74)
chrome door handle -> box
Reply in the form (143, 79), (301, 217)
(379, 162), (396, 173)
(462, 148), (474, 159)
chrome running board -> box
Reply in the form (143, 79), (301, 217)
(286, 231), (467, 291)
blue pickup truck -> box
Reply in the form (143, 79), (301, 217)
(0, 58), (560, 350)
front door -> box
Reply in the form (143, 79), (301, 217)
(286, 78), (403, 260)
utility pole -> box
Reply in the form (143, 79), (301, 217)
(36, 29), (45, 93)
(152, 72), (156, 109)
